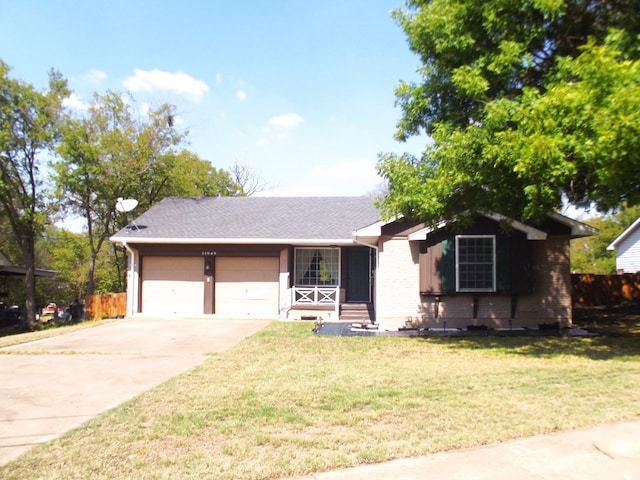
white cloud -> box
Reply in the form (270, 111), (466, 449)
(122, 69), (209, 103)
(268, 113), (304, 128)
(236, 90), (247, 101)
(312, 159), (378, 180)
(262, 126), (288, 139)
(83, 69), (107, 82)
(256, 113), (304, 146)
(62, 93), (88, 111)
(256, 126), (290, 146)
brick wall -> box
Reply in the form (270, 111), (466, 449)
(513, 237), (571, 326)
(376, 237), (422, 330)
(376, 236), (573, 330)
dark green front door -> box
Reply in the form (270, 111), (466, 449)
(346, 247), (370, 302)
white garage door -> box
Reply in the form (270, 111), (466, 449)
(141, 257), (204, 315)
(215, 257), (279, 317)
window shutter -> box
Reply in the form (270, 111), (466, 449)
(441, 236), (456, 292)
(496, 234), (511, 293)
(511, 235), (533, 294)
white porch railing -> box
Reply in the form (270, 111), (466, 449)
(292, 286), (339, 316)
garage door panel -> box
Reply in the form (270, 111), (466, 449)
(142, 257), (204, 315)
(216, 257), (278, 317)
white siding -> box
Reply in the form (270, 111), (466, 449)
(616, 226), (640, 273)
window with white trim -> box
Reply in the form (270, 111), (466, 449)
(456, 235), (496, 292)
(294, 248), (339, 286)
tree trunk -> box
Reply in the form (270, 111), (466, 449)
(87, 256), (96, 296)
(22, 240), (37, 330)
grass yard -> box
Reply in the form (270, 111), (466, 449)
(0, 319), (109, 349)
(1, 308), (639, 479)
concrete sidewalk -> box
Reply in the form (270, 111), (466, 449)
(0, 317), (269, 465)
(294, 419), (640, 479)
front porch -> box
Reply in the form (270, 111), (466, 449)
(288, 286), (374, 322)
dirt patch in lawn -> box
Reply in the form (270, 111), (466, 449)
(573, 305), (640, 335)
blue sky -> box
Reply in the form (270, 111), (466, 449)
(1, 0), (426, 197)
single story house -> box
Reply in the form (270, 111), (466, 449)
(110, 196), (597, 331)
(607, 216), (640, 273)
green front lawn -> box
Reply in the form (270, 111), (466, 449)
(2, 312), (639, 479)
(0, 319), (108, 348)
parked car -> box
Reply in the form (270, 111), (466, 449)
(0, 303), (21, 327)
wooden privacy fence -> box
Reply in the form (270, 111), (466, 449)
(85, 292), (127, 320)
(572, 273), (640, 306)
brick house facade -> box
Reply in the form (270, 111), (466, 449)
(111, 197), (596, 330)
(359, 213), (595, 331)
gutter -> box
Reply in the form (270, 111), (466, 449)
(117, 239), (137, 317)
(109, 236), (357, 246)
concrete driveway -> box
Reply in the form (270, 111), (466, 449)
(0, 317), (269, 465)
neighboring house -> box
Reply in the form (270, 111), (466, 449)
(110, 196), (597, 331)
(607, 217), (640, 273)
(0, 252), (57, 326)
(0, 252), (56, 278)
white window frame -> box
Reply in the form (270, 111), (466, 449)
(455, 235), (496, 292)
(293, 247), (340, 286)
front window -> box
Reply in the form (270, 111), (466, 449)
(294, 248), (339, 286)
(456, 236), (495, 292)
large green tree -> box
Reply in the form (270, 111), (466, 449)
(0, 61), (68, 328)
(43, 227), (92, 300)
(378, 0), (640, 223)
(53, 91), (241, 294)
(168, 150), (242, 198)
(53, 91), (188, 295)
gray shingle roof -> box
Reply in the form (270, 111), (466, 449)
(111, 196), (381, 243)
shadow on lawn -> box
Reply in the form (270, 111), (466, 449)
(421, 306), (640, 361)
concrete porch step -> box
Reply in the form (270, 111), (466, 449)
(339, 303), (374, 322)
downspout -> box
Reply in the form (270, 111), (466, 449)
(352, 234), (379, 324)
(118, 240), (137, 317)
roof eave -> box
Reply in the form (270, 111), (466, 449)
(483, 213), (548, 240)
(407, 221), (448, 241)
(548, 212), (599, 238)
(352, 216), (401, 239)
(0, 266), (56, 277)
(110, 236), (358, 246)
(607, 216), (640, 250)
(407, 214), (548, 241)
